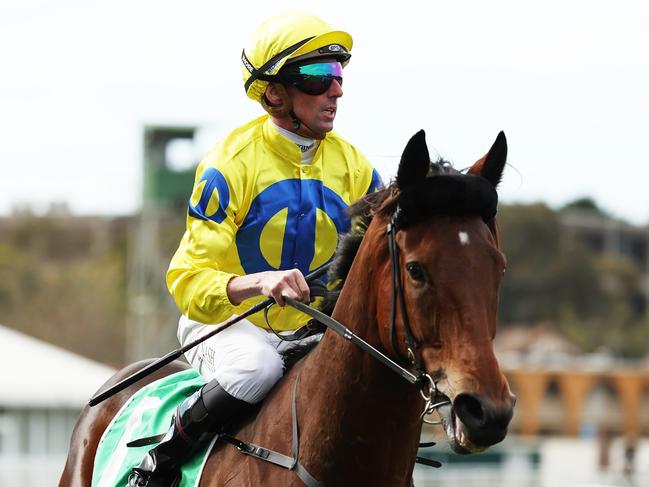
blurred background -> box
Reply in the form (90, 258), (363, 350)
(1, 1), (648, 485)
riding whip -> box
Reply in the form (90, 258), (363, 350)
(88, 264), (330, 407)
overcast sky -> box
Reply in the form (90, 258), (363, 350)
(1, 0), (647, 225)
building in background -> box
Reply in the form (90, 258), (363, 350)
(562, 207), (649, 316)
(0, 324), (115, 486)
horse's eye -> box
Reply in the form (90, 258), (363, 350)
(405, 262), (428, 282)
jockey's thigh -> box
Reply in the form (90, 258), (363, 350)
(178, 315), (314, 404)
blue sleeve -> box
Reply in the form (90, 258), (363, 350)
(366, 168), (384, 194)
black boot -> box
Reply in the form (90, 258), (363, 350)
(126, 380), (249, 487)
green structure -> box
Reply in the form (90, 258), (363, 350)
(142, 126), (196, 209)
(127, 126), (199, 361)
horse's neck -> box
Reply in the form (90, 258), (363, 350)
(293, 235), (423, 485)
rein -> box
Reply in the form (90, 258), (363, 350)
(281, 209), (450, 420)
(284, 297), (445, 423)
(283, 298), (425, 388)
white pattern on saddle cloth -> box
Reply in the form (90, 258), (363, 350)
(92, 370), (214, 487)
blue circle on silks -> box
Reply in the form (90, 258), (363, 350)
(236, 179), (350, 275)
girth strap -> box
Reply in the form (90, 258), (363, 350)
(221, 375), (324, 487)
(128, 376), (325, 486)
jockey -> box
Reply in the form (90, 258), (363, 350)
(127, 12), (382, 487)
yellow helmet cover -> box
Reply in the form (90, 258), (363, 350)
(242, 12), (353, 102)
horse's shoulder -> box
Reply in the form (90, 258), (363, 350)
(202, 362), (307, 484)
(231, 358), (306, 442)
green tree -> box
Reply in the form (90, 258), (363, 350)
(497, 202), (645, 357)
(0, 217), (127, 364)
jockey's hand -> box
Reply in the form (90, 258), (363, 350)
(227, 269), (310, 307)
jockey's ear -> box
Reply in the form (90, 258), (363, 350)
(468, 131), (507, 188)
(397, 130), (430, 190)
(261, 83), (292, 118)
(264, 83), (282, 106)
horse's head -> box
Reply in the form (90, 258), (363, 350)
(373, 130), (515, 454)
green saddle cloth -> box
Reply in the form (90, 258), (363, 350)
(92, 369), (214, 487)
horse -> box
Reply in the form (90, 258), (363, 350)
(60, 130), (515, 487)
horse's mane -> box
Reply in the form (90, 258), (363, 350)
(320, 160), (458, 315)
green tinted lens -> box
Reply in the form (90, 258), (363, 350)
(282, 61), (343, 95)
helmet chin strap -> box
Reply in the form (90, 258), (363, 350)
(288, 110), (325, 140)
(261, 84), (326, 140)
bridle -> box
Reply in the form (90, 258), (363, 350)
(283, 206), (450, 422)
(384, 174), (500, 376)
(387, 210), (424, 372)
(386, 209), (450, 423)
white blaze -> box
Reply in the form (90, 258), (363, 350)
(458, 231), (470, 246)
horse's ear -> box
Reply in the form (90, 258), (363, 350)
(468, 131), (507, 187)
(397, 130), (430, 190)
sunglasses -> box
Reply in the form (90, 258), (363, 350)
(280, 61), (343, 96)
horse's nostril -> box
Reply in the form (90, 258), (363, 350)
(453, 393), (514, 447)
(454, 393), (487, 429)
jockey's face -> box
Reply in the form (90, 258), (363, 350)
(285, 72), (343, 137)
(266, 58), (344, 138)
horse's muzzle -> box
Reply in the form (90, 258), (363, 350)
(452, 392), (516, 450)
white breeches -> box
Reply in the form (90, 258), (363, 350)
(177, 315), (320, 404)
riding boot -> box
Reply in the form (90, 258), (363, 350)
(126, 380), (249, 487)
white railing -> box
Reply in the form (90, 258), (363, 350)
(0, 455), (66, 487)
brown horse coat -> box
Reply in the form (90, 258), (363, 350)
(60, 130), (515, 487)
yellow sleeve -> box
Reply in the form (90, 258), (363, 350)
(348, 146), (384, 203)
(166, 158), (243, 324)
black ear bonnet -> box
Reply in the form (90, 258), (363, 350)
(394, 174), (498, 229)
